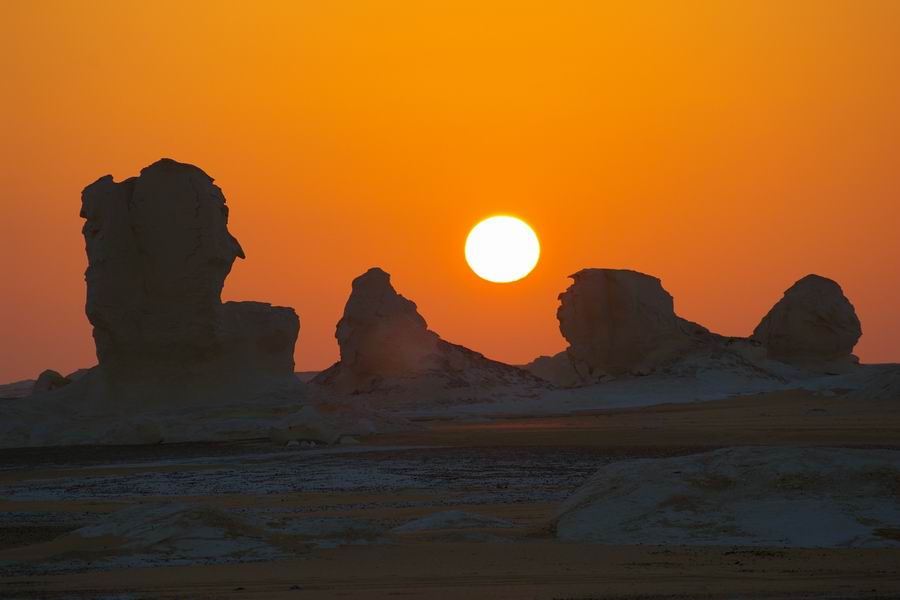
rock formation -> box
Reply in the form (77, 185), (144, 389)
(528, 269), (866, 386)
(313, 267), (545, 402)
(49, 503), (290, 567)
(559, 269), (702, 376)
(528, 269), (713, 384)
(0, 159), (367, 447)
(32, 370), (71, 394)
(0, 159), (310, 448)
(81, 159), (245, 368)
(77, 158), (299, 405)
(752, 274), (861, 368)
(328, 267), (440, 389)
(552, 447), (900, 547)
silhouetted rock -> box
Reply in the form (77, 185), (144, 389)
(83, 159), (240, 368)
(326, 268), (439, 390)
(752, 274), (861, 368)
(530, 269), (708, 383)
(527, 269), (870, 386)
(52, 503), (287, 567)
(524, 352), (586, 388)
(32, 369), (71, 394)
(222, 301), (300, 377)
(0, 159), (309, 448)
(77, 158), (299, 404)
(526, 269), (816, 387)
(65, 368), (92, 382)
(314, 267), (545, 403)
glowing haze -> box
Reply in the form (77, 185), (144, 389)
(1, 1), (899, 382)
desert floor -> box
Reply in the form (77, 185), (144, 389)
(1, 390), (899, 599)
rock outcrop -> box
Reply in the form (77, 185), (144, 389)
(327, 267), (440, 390)
(553, 447), (900, 547)
(313, 267), (545, 404)
(558, 269), (701, 376)
(82, 159), (245, 368)
(528, 269), (712, 384)
(528, 269), (866, 386)
(752, 274), (861, 368)
(32, 370), (71, 394)
(0, 159), (309, 448)
(43, 503), (290, 568)
(77, 159), (299, 405)
(220, 301), (300, 378)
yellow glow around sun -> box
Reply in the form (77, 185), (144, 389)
(465, 216), (540, 283)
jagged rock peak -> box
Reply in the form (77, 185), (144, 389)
(339, 267), (432, 345)
(314, 267), (544, 397)
(327, 267), (439, 390)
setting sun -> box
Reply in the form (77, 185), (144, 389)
(465, 216), (540, 283)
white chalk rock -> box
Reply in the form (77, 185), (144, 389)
(32, 369), (71, 395)
(313, 267), (545, 402)
(78, 158), (300, 407)
(553, 446), (900, 548)
(752, 274), (862, 368)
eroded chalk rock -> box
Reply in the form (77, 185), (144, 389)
(61, 503), (286, 566)
(82, 158), (243, 369)
(313, 267), (544, 402)
(221, 301), (300, 378)
(32, 370), (71, 395)
(327, 267), (439, 390)
(78, 159), (299, 405)
(0, 159), (317, 448)
(536, 269), (704, 382)
(528, 269), (866, 386)
(752, 274), (861, 368)
(553, 447), (900, 547)
(81, 159), (299, 394)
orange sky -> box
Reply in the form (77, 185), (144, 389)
(2, 1), (899, 382)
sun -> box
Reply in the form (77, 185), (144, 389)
(465, 216), (540, 283)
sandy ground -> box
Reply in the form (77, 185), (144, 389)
(1, 389), (899, 599)
(4, 543), (900, 599)
(370, 389), (900, 447)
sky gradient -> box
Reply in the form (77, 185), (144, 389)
(2, 1), (899, 382)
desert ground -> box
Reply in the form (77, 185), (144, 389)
(2, 389), (899, 599)
(2, 160), (899, 599)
